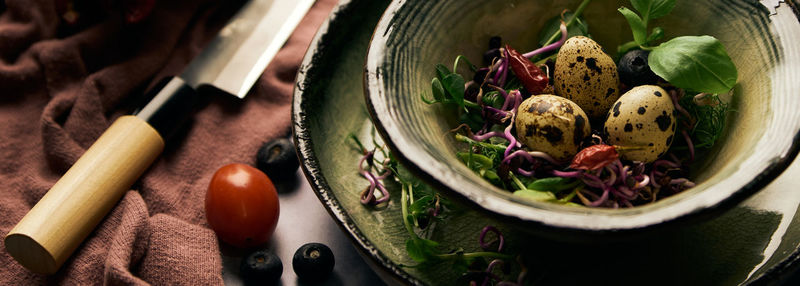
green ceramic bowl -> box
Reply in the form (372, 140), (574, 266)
(364, 0), (800, 237)
(294, 0), (800, 284)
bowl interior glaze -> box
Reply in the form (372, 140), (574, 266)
(365, 0), (800, 233)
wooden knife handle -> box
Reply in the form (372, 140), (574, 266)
(4, 115), (164, 274)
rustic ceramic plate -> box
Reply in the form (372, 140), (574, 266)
(294, 0), (800, 285)
(364, 0), (800, 237)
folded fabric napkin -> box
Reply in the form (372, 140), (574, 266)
(0, 0), (336, 284)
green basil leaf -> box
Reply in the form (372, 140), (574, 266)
(649, 36), (738, 94)
(537, 12), (590, 47)
(441, 73), (465, 107)
(618, 7), (647, 45)
(431, 77), (445, 101)
(526, 177), (580, 193)
(513, 189), (556, 202)
(435, 64), (450, 80)
(631, 0), (676, 20)
(457, 152), (493, 171)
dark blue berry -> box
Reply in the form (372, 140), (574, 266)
(256, 138), (299, 180)
(483, 48), (501, 65)
(489, 36), (502, 49)
(292, 243), (335, 282)
(618, 49), (659, 86)
(240, 250), (282, 285)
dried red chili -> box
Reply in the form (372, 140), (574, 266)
(569, 144), (619, 171)
(505, 45), (549, 95)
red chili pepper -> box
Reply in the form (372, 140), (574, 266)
(569, 144), (619, 171)
(505, 45), (549, 95)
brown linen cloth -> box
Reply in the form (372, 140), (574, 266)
(0, 0), (337, 284)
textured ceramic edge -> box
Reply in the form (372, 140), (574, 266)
(292, 0), (423, 285)
(746, 3), (800, 285)
(292, 0), (800, 285)
(364, 0), (800, 236)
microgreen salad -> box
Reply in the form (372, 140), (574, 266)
(422, 0), (736, 208)
(349, 133), (525, 285)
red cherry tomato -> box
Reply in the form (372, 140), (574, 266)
(205, 163), (280, 248)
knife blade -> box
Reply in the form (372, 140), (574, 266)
(4, 0), (314, 275)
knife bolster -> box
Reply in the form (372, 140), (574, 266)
(135, 77), (197, 140)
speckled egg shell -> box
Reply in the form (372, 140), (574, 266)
(604, 85), (677, 163)
(515, 94), (591, 161)
(554, 36), (620, 119)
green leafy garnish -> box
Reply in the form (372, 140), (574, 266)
(618, 7), (647, 45)
(649, 36), (738, 94)
(526, 177), (582, 193)
(618, 0), (737, 94)
(630, 0), (676, 22)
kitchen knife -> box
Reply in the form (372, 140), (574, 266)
(4, 0), (315, 274)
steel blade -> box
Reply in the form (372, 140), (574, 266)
(180, 0), (315, 98)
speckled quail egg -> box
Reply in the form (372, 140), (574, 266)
(515, 94), (591, 161)
(554, 36), (620, 118)
(604, 85), (677, 163)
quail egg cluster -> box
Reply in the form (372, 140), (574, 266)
(514, 37), (676, 164)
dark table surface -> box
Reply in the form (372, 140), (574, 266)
(220, 169), (387, 285)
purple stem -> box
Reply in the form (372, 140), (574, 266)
(479, 226), (505, 252)
(604, 165), (618, 186)
(635, 175), (650, 189)
(653, 159), (680, 170)
(650, 169), (661, 188)
(498, 49), (510, 87)
(485, 106), (511, 118)
(493, 58), (505, 87)
(374, 182), (390, 204)
(523, 21), (568, 58)
(359, 170), (378, 204)
(472, 131), (505, 141)
(517, 168), (535, 177)
(502, 113), (518, 158)
(482, 260), (507, 286)
(670, 90), (692, 120)
(681, 129), (695, 162)
(552, 170), (583, 178)
(589, 188), (610, 207)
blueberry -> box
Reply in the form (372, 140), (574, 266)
(292, 243), (335, 282)
(483, 48), (501, 65)
(618, 49), (659, 86)
(240, 250), (282, 285)
(489, 36), (502, 50)
(256, 138), (299, 180)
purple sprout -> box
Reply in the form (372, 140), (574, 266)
(479, 226), (505, 252)
(357, 150), (392, 205)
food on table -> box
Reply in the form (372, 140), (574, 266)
(256, 137), (300, 180)
(205, 163), (280, 247)
(421, 0), (736, 208)
(240, 250), (283, 285)
(292, 243), (335, 282)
